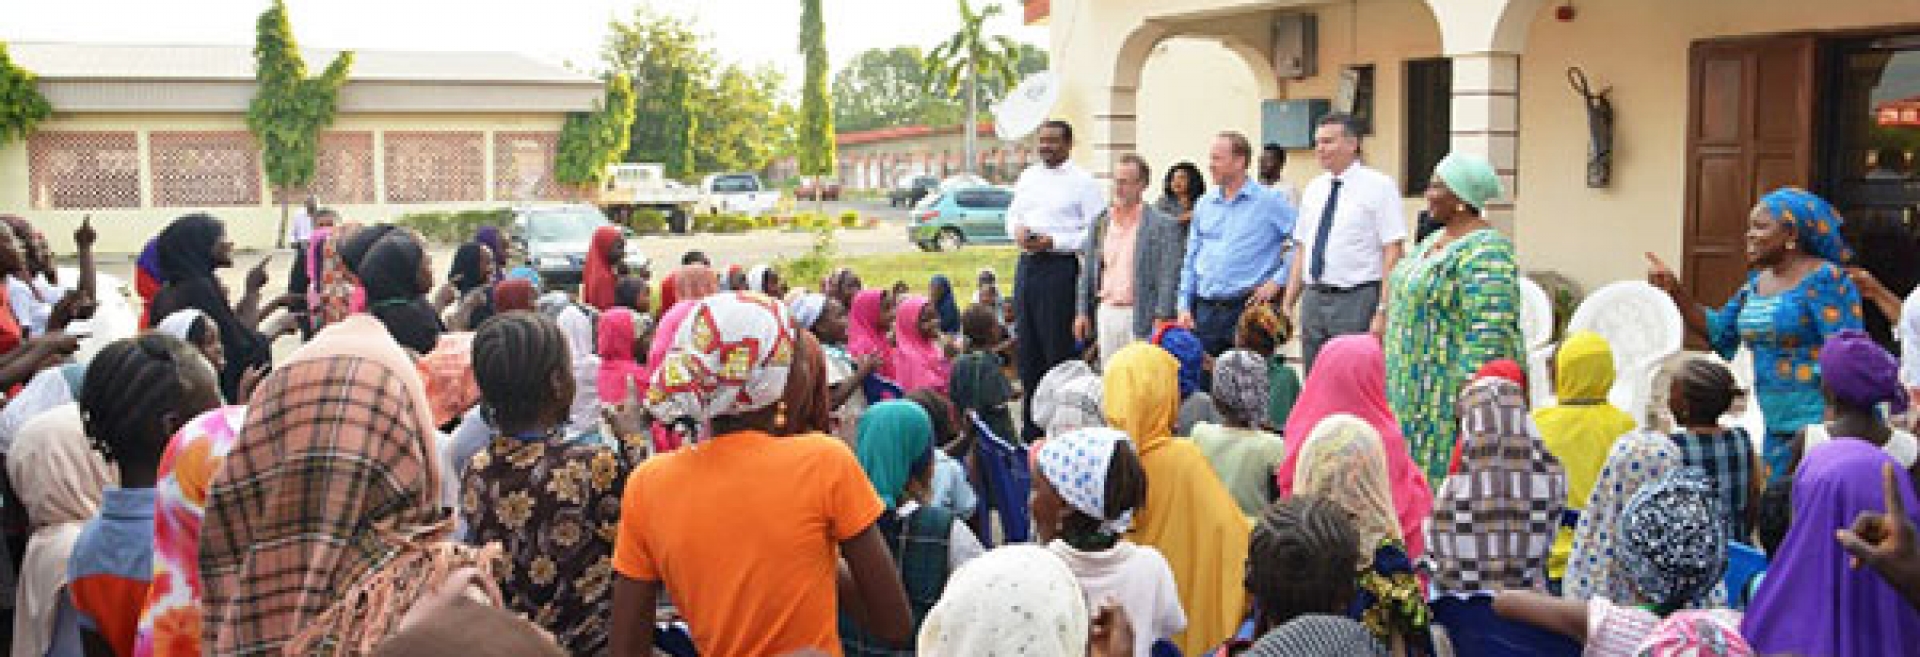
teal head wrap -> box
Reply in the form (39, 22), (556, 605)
(1434, 152), (1504, 212)
(855, 400), (935, 509)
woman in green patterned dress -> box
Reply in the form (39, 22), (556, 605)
(1382, 152), (1525, 484)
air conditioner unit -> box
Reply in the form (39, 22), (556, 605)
(1272, 14), (1317, 80)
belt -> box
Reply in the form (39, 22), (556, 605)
(1021, 250), (1077, 260)
(1307, 280), (1380, 294)
(1194, 294), (1248, 308)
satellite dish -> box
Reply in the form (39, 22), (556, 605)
(993, 71), (1060, 141)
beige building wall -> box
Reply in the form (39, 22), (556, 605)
(1135, 39), (1263, 178)
(0, 112), (568, 254)
(1050, 0), (1920, 293)
(1513, 0), (1920, 289)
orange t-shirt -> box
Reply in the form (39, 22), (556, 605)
(613, 430), (884, 656)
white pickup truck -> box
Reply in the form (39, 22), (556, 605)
(697, 173), (780, 216)
(597, 163), (701, 232)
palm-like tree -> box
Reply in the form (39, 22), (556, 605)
(924, 0), (1022, 175)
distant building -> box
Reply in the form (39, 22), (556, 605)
(0, 42), (601, 253)
(768, 122), (1035, 190)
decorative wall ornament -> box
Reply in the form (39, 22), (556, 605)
(1568, 67), (1614, 188)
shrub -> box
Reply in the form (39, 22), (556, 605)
(776, 226), (837, 291)
(630, 209), (668, 234)
(838, 210), (861, 228)
(392, 208), (512, 244)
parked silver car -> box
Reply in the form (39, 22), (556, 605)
(511, 204), (648, 288)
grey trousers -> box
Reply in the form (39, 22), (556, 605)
(1300, 284), (1381, 373)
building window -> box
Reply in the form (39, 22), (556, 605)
(1403, 58), (1453, 196)
(27, 131), (141, 210)
(385, 131), (484, 204)
(494, 131), (575, 202)
(150, 131), (262, 208)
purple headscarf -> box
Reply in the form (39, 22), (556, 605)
(473, 226), (508, 279)
(1741, 439), (1920, 655)
(1820, 328), (1910, 415)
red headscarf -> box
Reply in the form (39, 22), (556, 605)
(1277, 334), (1434, 557)
(581, 226), (621, 310)
(492, 279), (537, 314)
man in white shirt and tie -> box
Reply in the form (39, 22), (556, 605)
(1281, 113), (1407, 372)
(1006, 120), (1104, 440)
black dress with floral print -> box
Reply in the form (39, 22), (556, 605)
(461, 435), (631, 655)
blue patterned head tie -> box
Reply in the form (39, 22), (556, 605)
(1615, 467), (1727, 609)
(1760, 187), (1852, 264)
(1036, 427), (1134, 534)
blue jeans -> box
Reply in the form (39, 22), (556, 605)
(1192, 295), (1247, 358)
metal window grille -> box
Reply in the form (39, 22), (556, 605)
(26, 131), (141, 210)
(384, 131), (484, 204)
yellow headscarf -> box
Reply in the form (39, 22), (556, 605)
(1531, 331), (1637, 579)
(1103, 343), (1250, 655)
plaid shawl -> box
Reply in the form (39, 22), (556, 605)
(200, 332), (442, 656)
(1428, 379), (1568, 594)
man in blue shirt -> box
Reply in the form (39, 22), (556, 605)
(1177, 131), (1297, 356)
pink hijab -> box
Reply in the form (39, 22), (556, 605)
(596, 308), (646, 405)
(890, 294), (949, 393)
(1278, 334), (1434, 558)
(847, 289), (890, 358)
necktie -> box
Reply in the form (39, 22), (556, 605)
(1309, 179), (1343, 284)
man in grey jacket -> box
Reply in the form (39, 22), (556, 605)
(1074, 153), (1186, 369)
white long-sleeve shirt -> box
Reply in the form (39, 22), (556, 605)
(1005, 161), (1104, 253)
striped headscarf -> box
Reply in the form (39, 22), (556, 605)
(1428, 378), (1568, 594)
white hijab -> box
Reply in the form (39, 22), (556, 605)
(918, 545), (1089, 656)
(8, 404), (115, 657)
(555, 305), (602, 434)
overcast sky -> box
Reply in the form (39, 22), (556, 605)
(1, 0), (1049, 91)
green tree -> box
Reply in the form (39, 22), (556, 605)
(555, 73), (637, 187)
(605, 9), (707, 179)
(0, 43), (52, 148)
(832, 46), (961, 132)
(248, 0), (352, 247)
(796, 0), (835, 183)
(694, 65), (792, 173)
(924, 0), (1024, 174)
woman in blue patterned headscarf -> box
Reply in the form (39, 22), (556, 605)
(1648, 186), (1864, 482)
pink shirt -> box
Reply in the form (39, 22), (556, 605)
(1099, 204), (1142, 307)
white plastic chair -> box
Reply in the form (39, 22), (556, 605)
(1565, 281), (1685, 428)
(1518, 277), (1557, 409)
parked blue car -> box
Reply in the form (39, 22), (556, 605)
(909, 186), (1014, 251)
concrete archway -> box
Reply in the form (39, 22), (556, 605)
(1100, 16), (1283, 178)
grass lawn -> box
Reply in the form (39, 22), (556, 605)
(826, 246), (1021, 301)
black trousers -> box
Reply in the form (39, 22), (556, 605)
(1015, 252), (1080, 440)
